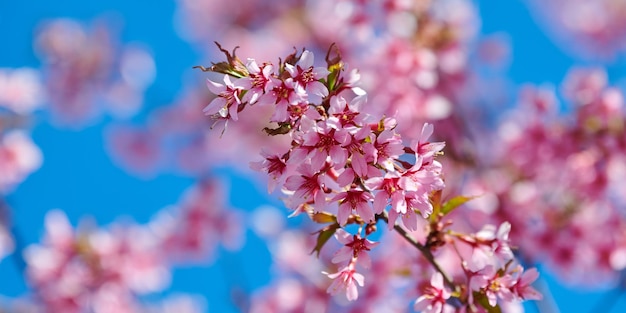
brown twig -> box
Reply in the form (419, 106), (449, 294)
(376, 211), (455, 289)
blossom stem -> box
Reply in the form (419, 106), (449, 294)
(376, 211), (455, 289)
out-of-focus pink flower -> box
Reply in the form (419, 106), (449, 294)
(526, 0), (626, 59)
(249, 278), (330, 313)
(414, 272), (451, 313)
(105, 124), (163, 177)
(35, 19), (154, 127)
(24, 210), (170, 313)
(0, 131), (42, 194)
(468, 265), (514, 307)
(154, 180), (244, 263)
(0, 68), (44, 115)
(472, 222), (514, 267)
(324, 263), (365, 301)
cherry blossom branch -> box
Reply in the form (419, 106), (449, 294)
(376, 211), (455, 289)
(196, 43), (543, 310)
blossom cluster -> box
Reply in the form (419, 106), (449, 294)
(36, 19), (155, 127)
(462, 67), (626, 285)
(0, 66), (44, 266)
(200, 44), (541, 311)
(25, 210), (171, 313)
(22, 180), (240, 313)
(527, 0), (626, 59)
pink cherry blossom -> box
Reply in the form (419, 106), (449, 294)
(241, 59), (275, 105)
(36, 19), (152, 127)
(332, 229), (378, 268)
(332, 188), (375, 226)
(325, 263), (365, 301)
(0, 68), (44, 115)
(204, 74), (245, 121)
(414, 272), (451, 313)
(474, 222), (514, 265)
(0, 131), (42, 194)
(24, 210), (170, 313)
(511, 267), (542, 301)
(155, 180), (244, 262)
(291, 118), (349, 171)
(284, 50), (330, 99)
(369, 125), (404, 172)
(105, 124), (162, 177)
(250, 149), (290, 192)
(283, 163), (329, 214)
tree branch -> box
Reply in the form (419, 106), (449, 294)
(376, 211), (455, 289)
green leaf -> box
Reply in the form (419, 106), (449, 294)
(311, 224), (339, 257)
(440, 195), (478, 216)
(326, 68), (340, 92)
(263, 123), (292, 136)
(428, 190), (443, 223)
(473, 292), (502, 313)
(310, 212), (337, 224)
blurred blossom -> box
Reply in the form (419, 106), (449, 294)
(151, 179), (245, 263)
(120, 46), (156, 91)
(106, 87), (291, 176)
(0, 68), (44, 115)
(249, 205), (286, 239)
(105, 124), (163, 178)
(35, 19), (154, 127)
(24, 210), (171, 313)
(526, 0), (626, 60)
(462, 67), (626, 285)
(476, 33), (512, 69)
(173, 0), (303, 45)
(0, 130), (42, 194)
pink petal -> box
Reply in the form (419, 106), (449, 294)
(337, 203), (351, 226)
(203, 97), (226, 115)
(206, 78), (225, 94)
(373, 192), (388, 215)
(337, 168), (355, 187)
(331, 247), (353, 264)
(431, 272), (444, 289)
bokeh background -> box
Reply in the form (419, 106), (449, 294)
(2, 0), (626, 312)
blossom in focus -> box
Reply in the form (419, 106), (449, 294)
(331, 228), (378, 268)
(203, 75), (245, 121)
